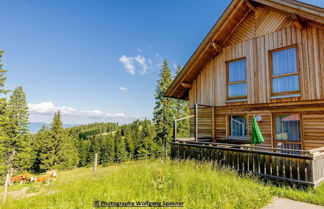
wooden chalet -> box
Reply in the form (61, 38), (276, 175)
(165, 0), (324, 187)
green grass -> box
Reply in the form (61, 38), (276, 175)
(1, 160), (324, 209)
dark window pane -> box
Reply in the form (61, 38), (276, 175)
(272, 75), (299, 93)
(275, 114), (301, 142)
(230, 116), (247, 137)
(228, 83), (247, 97)
(228, 59), (246, 82)
(272, 48), (297, 75)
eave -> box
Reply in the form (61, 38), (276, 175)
(164, 0), (324, 100)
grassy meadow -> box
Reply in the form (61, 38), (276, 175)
(1, 159), (324, 209)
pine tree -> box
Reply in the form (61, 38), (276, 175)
(114, 130), (127, 162)
(31, 125), (48, 172)
(89, 135), (101, 164)
(39, 128), (55, 171)
(106, 136), (115, 163)
(124, 133), (134, 159)
(153, 59), (176, 157)
(78, 140), (91, 166)
(100, 136), (115, 165)
(58, 133), (79, 169)
(135, 119), (156, 159)
(7, 87), (32, 173)
(39, 111), (78, 170)
(0, 50), (8, 96)
(0, 50), (10, 180)
(0, 101), (10, 178)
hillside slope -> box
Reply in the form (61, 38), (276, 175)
(2, 160), (324, 209)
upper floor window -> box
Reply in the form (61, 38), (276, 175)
(227, 59), (247, 100)
(271, 47), (299, 96)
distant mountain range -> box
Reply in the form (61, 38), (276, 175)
(29, 122), (79, 134)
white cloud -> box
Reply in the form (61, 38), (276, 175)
(119, 86), (127, 93)
(118, 53), (160, 75)
(28, 101), (141, 124)
(119, 55), (135, 75)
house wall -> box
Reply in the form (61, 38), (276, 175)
(188, 6), (324, 149)
(213, 107), (324, 149)
(189, 25), (324, 107)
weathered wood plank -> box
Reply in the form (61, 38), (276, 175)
(171, 142), (324, 187)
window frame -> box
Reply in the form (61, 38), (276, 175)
(226, 57), (247, 100)
(271, 112), (304, 150)
(227, 115), (249, 140)
(269, 45), (301, 97)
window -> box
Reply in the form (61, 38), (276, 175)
(229, 116), (247, 138)
(227, 59), (247, 99)
(271, 47), (299, 96)
(274, 113), (302, 150)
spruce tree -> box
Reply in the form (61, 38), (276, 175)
(89, 135), (101, 164)
(136, 119), (155, 159)
(31, 125), (48, 172)
(0, 51), (10, 179)
(7, 86), (32, 173)
(100, 135), (115, 165)
(39, 111), (78, 170)
(153, 59), (176, 157)
(124, 133), (134, 160)
(39, 128), (55, 171)
(78, 140), (91, 166)
(0, 50), (8, 96)
(114, 130), (127, 162)
(106, 136), (115, 163)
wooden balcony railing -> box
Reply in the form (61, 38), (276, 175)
(170, 140), (324, 187)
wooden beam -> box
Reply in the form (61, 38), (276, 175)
(194, 104), (198, 142)
(181, 82), (192, 89)
(209, 41), (223, 53)
(245, 0), (256, 12)
(290, 14), (305, 30)
(211, 107), (215, 141)
(252, 0), (324, 25)
(93, 153), (98, 175)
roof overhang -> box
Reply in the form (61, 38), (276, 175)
(164, 0), (324, 100)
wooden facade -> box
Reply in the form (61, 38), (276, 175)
(166, 0), (324, 151)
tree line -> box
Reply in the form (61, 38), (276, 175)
(0, 50), (189, 183)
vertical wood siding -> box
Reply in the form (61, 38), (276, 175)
(188, 25), (324, 108)
(255, 6), (294, 37)
(215, 114), (227, 140)
(225, 10), (256, 46)
(186, 6), (324, 149)
(302, 113), (324, 150)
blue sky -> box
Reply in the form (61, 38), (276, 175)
(1, 0), (323, 124)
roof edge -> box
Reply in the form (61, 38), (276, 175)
(165, 0), (324, 99)
(164, 0), (242, 98)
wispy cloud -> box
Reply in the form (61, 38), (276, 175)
(28, 101), (140, 124)
(119, 55), (136, 75)
(119, 53), (162, 75)
(119, 86), (127, 93)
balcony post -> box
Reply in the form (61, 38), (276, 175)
(173, 120), (177, 142)
(194, 104), (198, 142)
